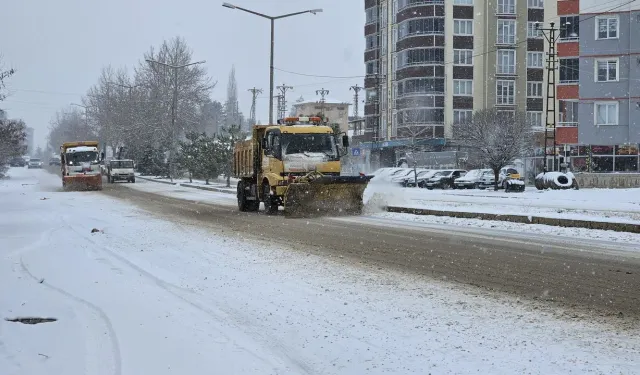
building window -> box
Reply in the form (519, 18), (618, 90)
(526, 111), (543, 127)
(527, 82), (543, 97)
(366, 60), (378, 75)
(527, 52), (544, 68)
(496, 80), (515, 105)
(497, 0), (516, 14)
(527, 0), (543, 8)
(365, 6), (378, 25)
(454, 19), (474, 35)
(365, 88), (378, 103)
(453, 80), (473, 95)
(596, 16), (618, 39)
(397, 48), (445, 67)
(454, 0), (473, 5)
(527, 22), (543, 38)
(560, 16), (579, 40)
(596, 59), (619, 82)
(559, 100), (579, 126)
(453, 110), (473, 124)
(397, 78), (445, 97)
(497, 20), (516, 45)
(397, 18), (445, 39)
(453, 49), (473, 65)
(595, 102), (619, 125)
(496, 50), (516, 74)
(397, 108), (445, 125)
(559, 58), (579, 83)
(365, 35), (378, 50)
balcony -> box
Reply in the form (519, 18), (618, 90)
(398, 0), (444, 12)
(558, 121), (578, 127)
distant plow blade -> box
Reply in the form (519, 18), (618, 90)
(63, 175), (103, 191)
(283, 175), (373, 218)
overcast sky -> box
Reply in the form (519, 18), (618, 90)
(1, 0), (365, 149)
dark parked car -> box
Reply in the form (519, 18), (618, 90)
(9, 157), (26, 167)
(424, 170), (467, 189)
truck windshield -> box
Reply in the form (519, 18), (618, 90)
(110, 161), (134, 168)
(281, 134), (337, 157)
(66, 151), (99, 165)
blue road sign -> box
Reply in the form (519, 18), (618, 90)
(351, 147), (361, 156)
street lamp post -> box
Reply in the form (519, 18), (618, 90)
(222, 2), (322, 124)
(145, 59), (205, 181)
(108, 82), (141, 159)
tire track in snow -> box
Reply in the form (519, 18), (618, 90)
(18, 257), (122, 375)
(59, 213), (307, 374)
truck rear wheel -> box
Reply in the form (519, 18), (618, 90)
(237, 181), (259, 212)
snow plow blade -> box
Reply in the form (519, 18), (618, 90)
(62, 175), (103, 191)
(283, 175), (373, 218)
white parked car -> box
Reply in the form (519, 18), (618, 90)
(454, 169), (492, 189)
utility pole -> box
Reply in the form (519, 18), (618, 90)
(145, 59), (206, 181)
(248, 87), (263, 124)
(315, 88), (329, 118)
(273, 95), (282, 120)
(537, 22), (560, 174)
(276, 83), (293, 120)
(349, 84), (363, 118)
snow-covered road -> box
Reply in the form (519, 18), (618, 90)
(2, 167), (639, 374)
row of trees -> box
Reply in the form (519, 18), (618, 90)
(46, 37), (250, 181)
(1, 58), (27, 178)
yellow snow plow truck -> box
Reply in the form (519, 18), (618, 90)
(234, 116), (372, 218)
(60, 141), (104, 191)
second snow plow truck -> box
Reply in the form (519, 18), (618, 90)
(60, 141), (104, 191)
(234, 116), (372, 217)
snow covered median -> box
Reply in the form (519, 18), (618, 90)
(2, 167), (640, 374)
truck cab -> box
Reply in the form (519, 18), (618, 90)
(107, 159), (135, 183)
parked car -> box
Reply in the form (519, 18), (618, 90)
(477, 166), (523, 190)
(27, 158), (43, 169)
(476, 170), (498, 189)
(454, 169), (492, 189)
(392, 168), (429, 186)
(424, 169), (467, 189)
(9, 157), (26, 167)
(370, 168), (410, 182)
(411, 170), (442, 188)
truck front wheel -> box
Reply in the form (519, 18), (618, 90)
(263, 184), (278, 215)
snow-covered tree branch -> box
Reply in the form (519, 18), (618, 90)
(453, 109), (534, 190)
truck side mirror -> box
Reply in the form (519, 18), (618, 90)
(342, 134), (349, 148)
(101, 152), (105, 161)
(262, 138), (268, 150)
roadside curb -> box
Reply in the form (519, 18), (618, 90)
(137, 176), (235, 195)
(386, 206), (640, 234)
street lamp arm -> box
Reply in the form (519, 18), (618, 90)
(274, 9), (323, 19)
(176, 60), (206, 69)
(223, 3), (271, 19)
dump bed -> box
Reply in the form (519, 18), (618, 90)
(233, 139), (255, 178)
(61, 141), (99, 153)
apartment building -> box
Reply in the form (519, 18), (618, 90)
(360, 0), (555, 153)
(555, 0), (640, 172)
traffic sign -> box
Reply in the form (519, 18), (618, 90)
(351, 148), (361, 156)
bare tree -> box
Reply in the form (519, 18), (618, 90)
(47, 108), (97, 151)
(453, 108), (533, 190)
(0, 56), (15, 102)
(0, 118), (26, 178)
